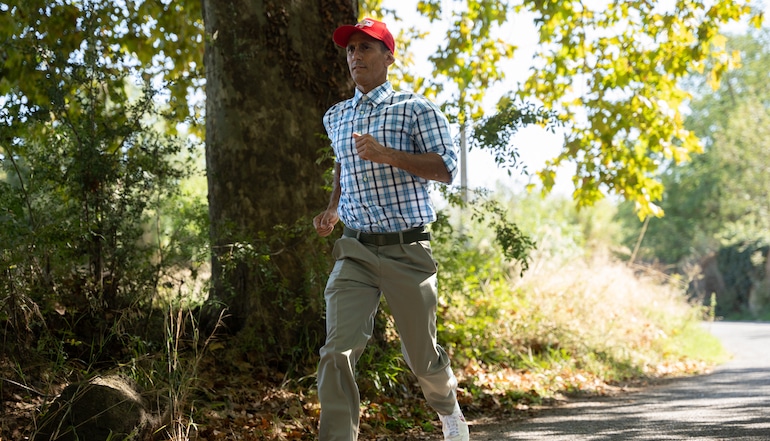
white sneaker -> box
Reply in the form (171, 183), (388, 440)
(438, 405), (469, 441)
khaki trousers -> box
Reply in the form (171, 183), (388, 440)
(317, 236), (458, 441)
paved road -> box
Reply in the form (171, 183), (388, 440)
(470, 321), (770, 440)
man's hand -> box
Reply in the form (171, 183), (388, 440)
(352, 132), (452, 183)
(353, 132), (391, 164)
(313, 208), (339, 237)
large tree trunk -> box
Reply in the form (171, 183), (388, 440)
(203, 0), (355, 367)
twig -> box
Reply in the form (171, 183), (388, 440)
(2, 377), (47, 397)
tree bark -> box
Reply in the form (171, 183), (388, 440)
(203, 0), (356, 367)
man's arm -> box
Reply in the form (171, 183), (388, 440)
(353, 133), (452, 184)
(313, 162), (341, 237)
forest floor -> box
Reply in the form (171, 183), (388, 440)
(0, 348), (706, 441)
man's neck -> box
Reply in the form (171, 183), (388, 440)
(356, 80), (387, 94)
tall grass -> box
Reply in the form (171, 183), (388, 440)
(432, 190), (726, 405)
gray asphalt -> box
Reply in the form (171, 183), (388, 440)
(470, 321), (770, 440)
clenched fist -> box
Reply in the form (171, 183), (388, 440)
(313, 209), (339, 237)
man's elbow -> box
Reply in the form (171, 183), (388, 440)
(435, 169), (453, 184)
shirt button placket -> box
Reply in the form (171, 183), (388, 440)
(358, 98), (370, 186)
(356, 97), (374, 212)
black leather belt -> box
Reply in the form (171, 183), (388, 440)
(343, 226), (431, 246)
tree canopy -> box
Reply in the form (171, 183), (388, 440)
(0, 0), (203, 127)
(362, 0), (764, 217)
(620, 29), (770, 264)
(4, 0), (764, 217)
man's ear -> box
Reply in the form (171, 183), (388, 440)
(386, 52), (395, 66)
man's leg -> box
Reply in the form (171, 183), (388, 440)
(380, 241), (469, 440)
(318, 238), (381, 441)
(379, 241), (459, 415)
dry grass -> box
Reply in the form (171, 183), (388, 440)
(441, 250), (725, 406)
(517, 254), (699, 368)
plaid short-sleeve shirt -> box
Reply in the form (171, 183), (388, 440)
(323, 82), (458, 233)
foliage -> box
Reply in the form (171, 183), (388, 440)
(160, 304), (227, 440)
(418, 0), (513, 125)
(437, 188), (537, 275)
(519, 0), (763, 218)
(470, 95), (560, 175)
(617, 29), (770, 265)
(209, 219), (333, 371)
(440, 254), (720, 383)
(362, 1), (765, 216)
(0, 0), (207, 360)
(712, 241), (770, 317)
(0, 0), (204, 134)
(431, 191), (714, 382)
(499, 189), (623, 265)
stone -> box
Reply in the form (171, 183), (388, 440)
(32, 375), (153, 441)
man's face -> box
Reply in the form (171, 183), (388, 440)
(346, 32), (394, 93)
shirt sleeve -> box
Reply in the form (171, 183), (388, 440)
(412, 100), (458, 184)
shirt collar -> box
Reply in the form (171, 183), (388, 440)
(351, 81), (393, 108)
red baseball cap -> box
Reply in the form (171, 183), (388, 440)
(333, 18), (395, 54)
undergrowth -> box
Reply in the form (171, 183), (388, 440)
(172, 248), (724, 441)
(1, 194), (728, 440)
